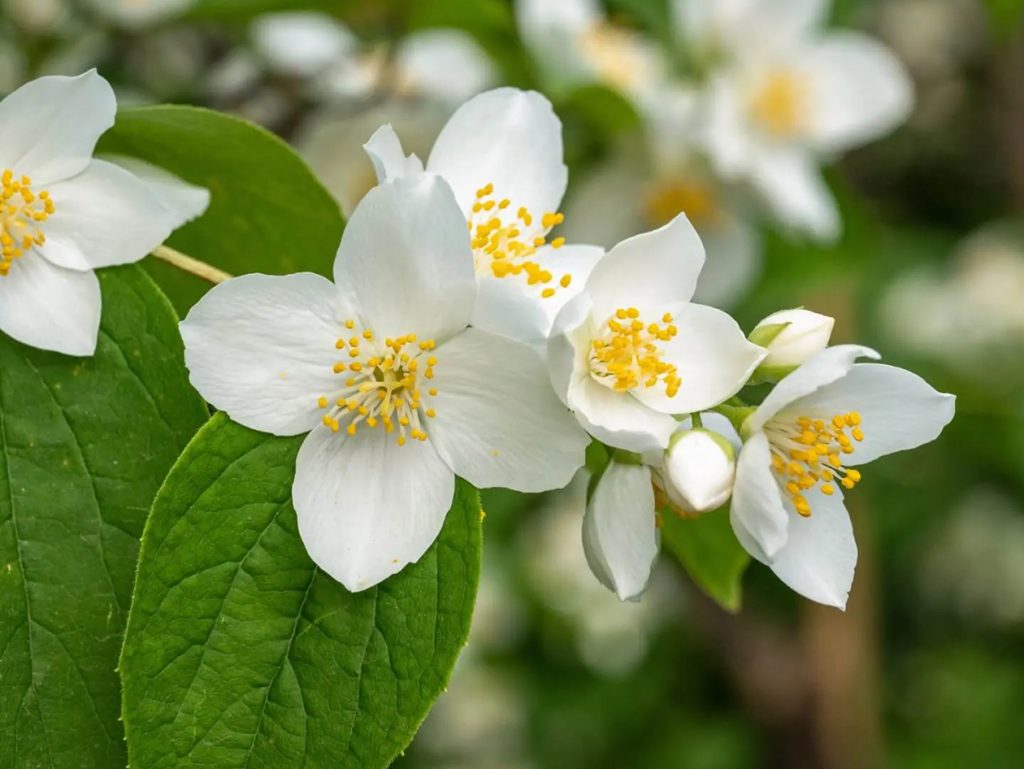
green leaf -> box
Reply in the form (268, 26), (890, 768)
(661, 508), (750, 612)
(97, 105), (344, 315)
(0, 266), (209, 768)
(120, 414), (482, 769)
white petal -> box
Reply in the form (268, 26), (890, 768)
(428, 328), (588, 492)
(471, 243), (603, 348)
(362, 124), (424, 184)
(294, 424), (455, 592)
(569, 375), (678, 453)
(730, 431), (789, 559)
(765, 486), (857, 609)
(514, 0), (600, 87)
(100, 154), (211, 226)
(0, 70), (115, 185)
(806, 33), (913, 154)
(547, 291), (593, 408)
(395, 29), (496, 104)
(560, 154), (649, 251)
(701, 73), (755, 178)
(334, 173), (475, 342)
(692, 216), (762, 308)
(751, 148), (839, 242)
(584, 214), (705, 322)
(427, 88), (567, 219)
(788, 363), (955, 466)
(583, 461), (658, 601)
(250, 13), (357, 78)
(0, 252), (99, 356)
(38, 159), (186, 271)
(631, 302), (766, 414)
(180, 273), (343, 436)
(88, 0), (192, 27)
(674, 0), (825, 52)
(749, 344), (879, 432)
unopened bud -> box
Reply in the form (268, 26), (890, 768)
(749, 309), (834, 374)
(661, 428), (736, 515)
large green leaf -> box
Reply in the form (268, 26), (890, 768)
(120, 414), (482, 768)
(661, 508), (750, 612)
(0, 266), (209, 768)
(97, 105), (344, 315)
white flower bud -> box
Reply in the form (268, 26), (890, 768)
(750, 308), (834, 370)
(661, 428), (736, 514)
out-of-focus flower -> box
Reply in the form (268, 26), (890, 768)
(515, 0), (663, 98)
(732, 345), (954, 608)
(250, 12), (358, 79)
(749, 307), (834, 373)
(85, 0), (192, 28)
(0, 71), (208, 355)
(549, 214), (765, 453)
(180, 174), (587, 592)
(683, 0), (913, 240)
(364, 88), (604, 347)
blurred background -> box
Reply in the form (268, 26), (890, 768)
(5, 0), (1023, 766)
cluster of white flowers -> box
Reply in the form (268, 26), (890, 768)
(179, 87), (954, 607)
(519, 0), (914, 307)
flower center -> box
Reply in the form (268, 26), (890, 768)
(644, 178), (721, 229)
(0, 170), (54, 276)
(579, 22), (653, 92)
(468, 181), (572, 299)
(589, 307), (681, 397)
(316, 319), (439, 447)
(750, 71), (809, 138)
(767, 412), (865, 517)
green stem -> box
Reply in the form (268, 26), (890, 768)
(691, 412), (704, 429)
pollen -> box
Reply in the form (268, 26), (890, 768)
(0, 170), (55, 276)
(316, 320), (440, 446)
(644, 178), (720, 229)
(751, 70), (809, 138)
(588, 307), (681, 397)
(768, 412), (866, 517)
(468, 181), (573, 300)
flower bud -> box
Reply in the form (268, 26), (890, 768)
(661, 428), (736, 515)
(749, 308), (834, 371)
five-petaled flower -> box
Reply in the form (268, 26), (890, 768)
(730, 345), (955, 608)
(0, 70), (208, 356)
(180, 173), (589, 592)
(548, 213), (766, 454)
(361, 87), (605, 349)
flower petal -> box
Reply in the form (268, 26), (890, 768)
(765, 486), (856, 609)
(334, 172), (476, 342)
(788, 363), (955, 466)
(585, 214), (705, 322)
(0, 71), (115, 185)
(427, 88), (567, 219)
(395, 29), (496, 104)
(472, 242), (603, 349)
(751, 148), (839, 242)
(569, 375), (679, 453)
(250, 12), (357, 77)
(180, 273), (343, 436)
(363, 124), (424, 184)
(749, 344), (879, 432)
(101, 154), (211, 225)
(806, 33), (913, 154)
(294, 424), (455, 592)
(0, 253), (100, 356)
(631, 302), (766, 414)
(38, 159), (189, 271)
(730, 430), (789, 559)
(428, 328), (588, 492)
(583, 460), (658, 601)
(547, 291), (593, 408)
(692, 216), (762, 308)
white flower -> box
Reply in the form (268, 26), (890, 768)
(731, 344), (955, 608)
(682, 0), (913, 240)
(662, 427), (736, 514)
(0, 71), (208, 356)
(86, 0), (193, 28)
(514, 0), (665, 98)
(363, 88), (604, 348)
(584, 413), (739, 600)
(250, 12), (360, 79)
(548, 213), (766, 453)
(180, 173), (588, 592)
(750, 307), (834, 370)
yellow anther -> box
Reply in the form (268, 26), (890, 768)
(317, 397), (328, 409)
(541, 288), (555, 298)
(0, 169), (54, 276)
(345, 319), (355, 329)
(752, 70), (808, 137)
